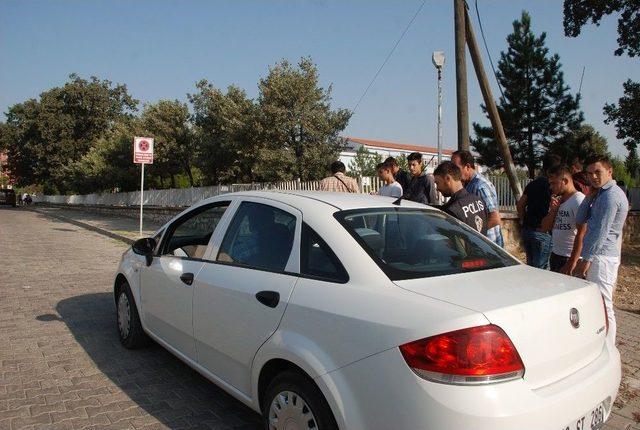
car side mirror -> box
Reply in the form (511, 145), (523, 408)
(132, 237), (157, 266)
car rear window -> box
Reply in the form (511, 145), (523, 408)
(335, 208), (517, 281)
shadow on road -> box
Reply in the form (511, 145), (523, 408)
(49, 293), (261, 429)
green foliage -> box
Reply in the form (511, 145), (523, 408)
(1, 58), (351, 193)
(189, 81), (257, 184)
(563, 0), (640, 57)
(604, 80), (640, 179)
(547, 124), (609, 163)
(472, 11), (583, 178)
(348, 146), (382, 178)
(63, 118), (142, 193)
(395, 154), (408, 172)
(1, 74), (137, 191)
(254, 58), (352, 181)
(140, 100), (196, 187)
(612, 157), (637, 188)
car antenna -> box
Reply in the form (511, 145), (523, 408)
(392, 196), (402, 206)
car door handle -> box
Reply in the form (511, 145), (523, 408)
(180, 272), (194, 286)
(255, 291), (280, 308)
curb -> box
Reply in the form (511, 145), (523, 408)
(29, 207), (135, 245)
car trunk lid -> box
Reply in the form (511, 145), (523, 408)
(394, 264), (607, 388)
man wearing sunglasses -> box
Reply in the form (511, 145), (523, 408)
(575, 155), (629, 341)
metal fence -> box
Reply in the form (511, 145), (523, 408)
(35, 175), (529, 211)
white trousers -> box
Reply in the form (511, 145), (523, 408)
(586, 255), (621, 341)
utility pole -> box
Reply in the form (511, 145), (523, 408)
(454, 0), (469, 151)
(464, 8), (522, 199)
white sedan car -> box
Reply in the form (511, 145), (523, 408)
(113, 191), (620, 430)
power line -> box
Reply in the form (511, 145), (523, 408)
(474, 0), (505, 101)
(351, 0), (427, 114)
(577, 66), (586, 98)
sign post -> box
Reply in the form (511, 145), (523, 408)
(133, 137), (154, 237)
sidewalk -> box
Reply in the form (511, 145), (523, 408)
(30, 205), (639, 429)
(31, 205), (163, 243)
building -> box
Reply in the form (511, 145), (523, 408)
(339, 137), (454, 174)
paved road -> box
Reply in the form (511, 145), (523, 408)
(0, 208), (261, 430)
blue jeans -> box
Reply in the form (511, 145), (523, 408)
(522, 229), (552, 269)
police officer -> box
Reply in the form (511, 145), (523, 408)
(433, 161), (489, 235)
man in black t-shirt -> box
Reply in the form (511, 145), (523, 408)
(434, 162), (488, 235)
(516, 154), (561, 269)
(385, 156), (410, 192)
(403, 152), (437, 205)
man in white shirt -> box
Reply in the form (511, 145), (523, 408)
(377, 161), (403, 198)
(540, 165), (585, 273)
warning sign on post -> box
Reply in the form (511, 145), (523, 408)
(133, 137), (154, 164)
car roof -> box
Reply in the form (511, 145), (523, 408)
(228, 190), (435, 211)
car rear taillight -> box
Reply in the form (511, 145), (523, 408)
(601, 295), (609, 335)
(399, 324), (524, 385)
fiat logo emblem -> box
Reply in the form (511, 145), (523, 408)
(570, 308), (580, 329)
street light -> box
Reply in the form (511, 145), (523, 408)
(432, 51), (445, 165)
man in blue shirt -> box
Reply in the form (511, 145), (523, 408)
(452, 150), (504, 247)
(575, 155), (629, 341)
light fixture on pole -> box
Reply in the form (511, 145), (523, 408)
(432, 51), (445, 165)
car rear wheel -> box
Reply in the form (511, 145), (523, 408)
(116, 282), (149, 349)
(263, 370), (338, 430)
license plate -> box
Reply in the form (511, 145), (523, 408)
(561, 402), (605, 430)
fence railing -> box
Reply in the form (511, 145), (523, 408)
(34, 175), (530, 211)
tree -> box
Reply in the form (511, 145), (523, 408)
(140, 100), (196, 187)
(1, 74), (137, 192)
(547, 124), (609, 163)
(604, 79), (640, 179)
(612, 156), (637, 188)
(348, 146), (382, 177)
(189, 81), (257, 184)
(563, 0), (640, 57)
(63, 118), (143, 193)
(1, 100), (42, 187)
(472, 11), (583, 178)
(254, 58), (351, 181)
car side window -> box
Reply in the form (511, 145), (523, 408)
(217, 201), (296, 272)
(161, 202), (230, 259)
(301, 224), (348, 283)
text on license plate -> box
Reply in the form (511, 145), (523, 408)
(562, 402), (605, 430)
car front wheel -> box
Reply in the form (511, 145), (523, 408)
(116, 282), (149, 349)
(263, 370), (338, 430)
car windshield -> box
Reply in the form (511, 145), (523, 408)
(335, 208), (518, 280)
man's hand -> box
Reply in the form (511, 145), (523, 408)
(574, 259), (591, 279)
(561, 260), (577, 276)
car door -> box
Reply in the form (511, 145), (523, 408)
(140, 201), (231, 361)
(193, 198), (301, 395)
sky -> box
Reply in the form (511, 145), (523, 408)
(1, 0), (638, 158)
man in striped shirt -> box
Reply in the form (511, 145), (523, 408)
(452, 150), (504, 247)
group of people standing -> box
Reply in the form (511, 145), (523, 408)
(517, 154), (629, 340)
(319, 150), (504, 246)
(320, 150), (629, 340)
